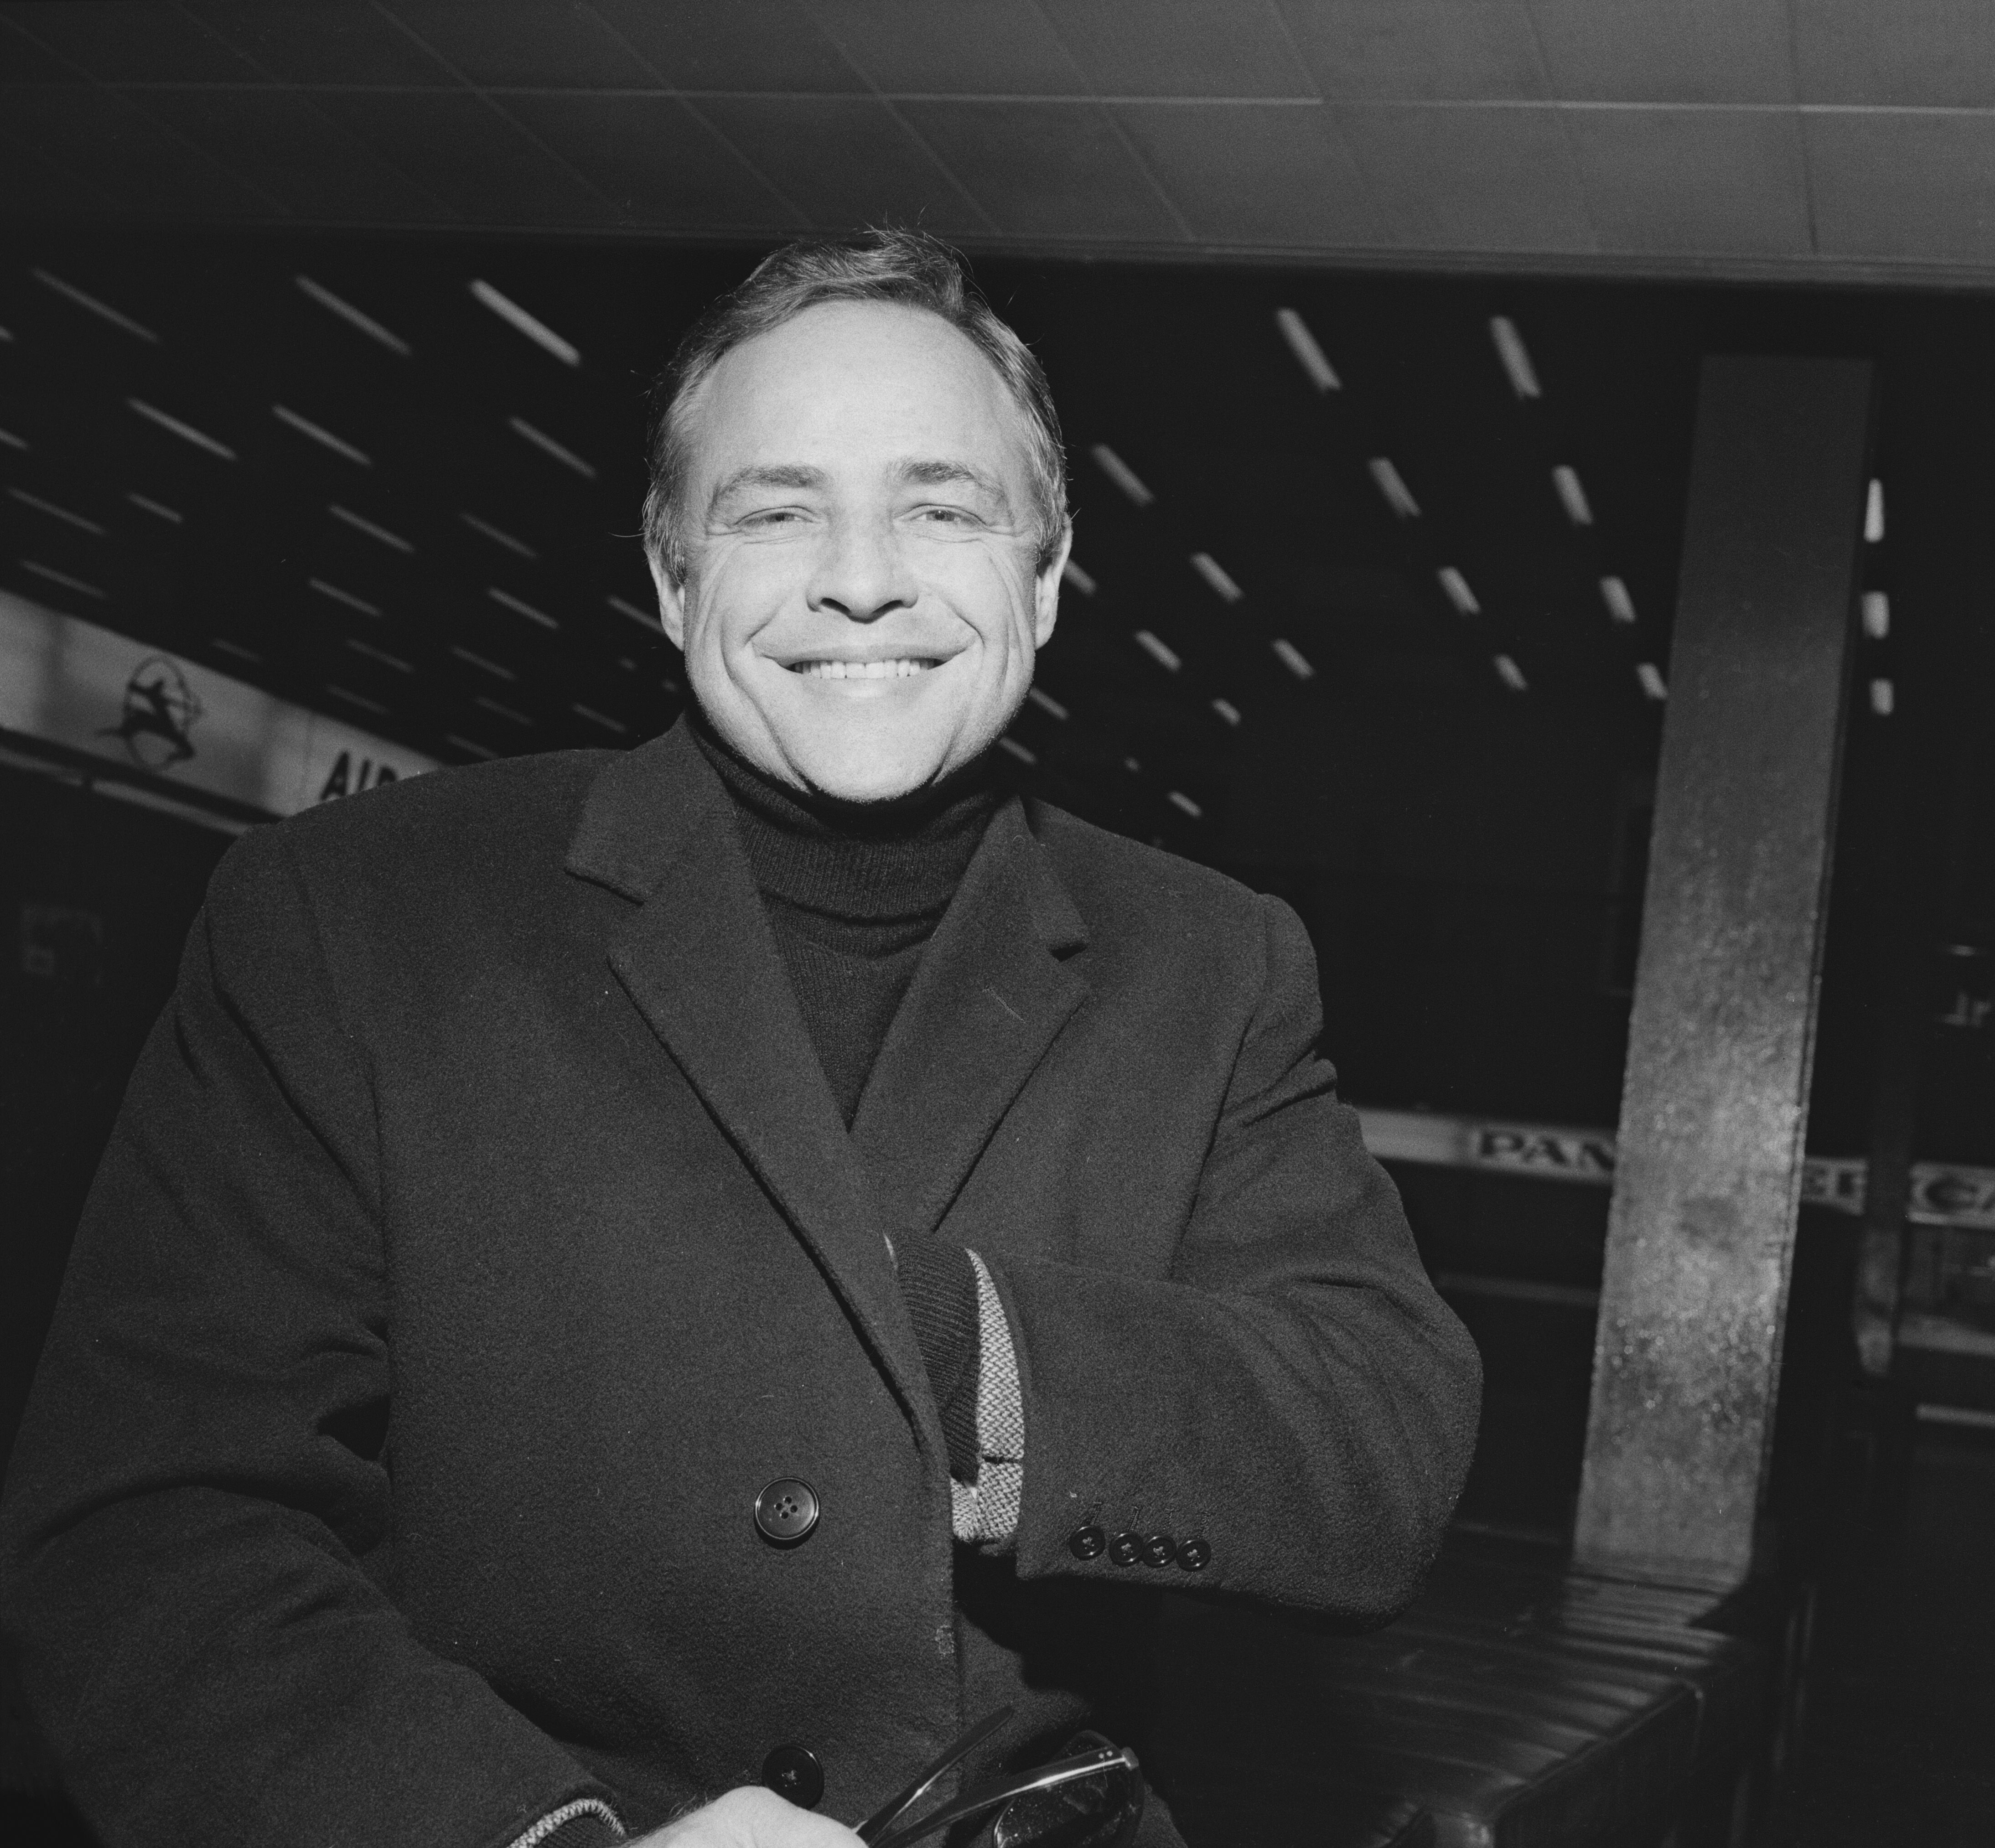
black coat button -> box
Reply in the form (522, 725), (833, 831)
(762, 1744), (824, 1809)
(754, 1478), (819, 1545)
(1068, 1525), (1107, 1561)
(1108, 1530), (1142, 1566)
(1176, 1537), (1212, 1571)
(1141, 1533), (1175, 1568)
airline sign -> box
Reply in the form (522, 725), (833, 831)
(1357, 1107), (1995, 1232)
(0, 590), (437, 820)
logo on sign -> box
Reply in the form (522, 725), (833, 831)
(100, 655), (202, 771)
(317, 751), (401, 803)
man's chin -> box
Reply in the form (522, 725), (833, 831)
(779, 727), (968, 805)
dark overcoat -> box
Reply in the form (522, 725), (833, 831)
(0, 723), (1480, 1848)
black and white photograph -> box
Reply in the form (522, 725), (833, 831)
(2, 7), (1992, 1847)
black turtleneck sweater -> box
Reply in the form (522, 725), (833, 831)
(691, 719), (999, 1483)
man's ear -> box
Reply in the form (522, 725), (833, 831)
(1032, 522), (1074, 648)
(646, 550), (687, 651)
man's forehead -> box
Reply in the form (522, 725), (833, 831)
(687, 300), (1023, 458)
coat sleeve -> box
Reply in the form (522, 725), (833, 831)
(991, 894), (1482, 1624)
(0, 826), (615, 1848)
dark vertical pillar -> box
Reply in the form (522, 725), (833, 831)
(1574, 356), (1873, 1589)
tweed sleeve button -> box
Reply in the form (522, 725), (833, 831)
(754, 1478), (820, 1545)
(762, 1744), (824, 1808)
(1108, 1530), (1142, 1567)
(1141, 1533), (1175, 1568)
(1068, 1524), (1107, 1561)
(1176, 1537), (1211, 1571)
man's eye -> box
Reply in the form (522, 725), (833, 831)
(912, 505), (976, 526)
(740, 507), (807, 528)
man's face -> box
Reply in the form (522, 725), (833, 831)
(652, 300), (1069, 802)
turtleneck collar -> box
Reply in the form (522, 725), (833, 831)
(689, 710), (1005, 925)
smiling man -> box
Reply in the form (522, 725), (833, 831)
(1, 232), (1479, 1848)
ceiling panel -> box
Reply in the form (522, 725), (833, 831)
(134, 89), (453, 225)
(1790, 0), (1995, 108)
(1567, 106), (1813, 259)
(586, 0), (868, 93)
(2, 0), (268, 84)
(186, 1), (460, 87)
(385, 0), (659, 90)
(1525, 0), (1795, 107)
(897, 101), (1186, 242)
(694, 96), (994, 236)
(0, 88), (279, 221)
(1111, 104), (1383, 248)
(1277, 0), (1545, 104)
(1804, 112), (1995, 263)
(1038, 0), (1314, 99)
(810, 0), (1088, 96)
(503, 92), (806, 231)
(306, 90), (621, 228)
(1335, 103), (1595, 254)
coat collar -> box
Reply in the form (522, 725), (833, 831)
(566, 723), (1090, 1418)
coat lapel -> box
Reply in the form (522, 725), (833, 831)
(850, 797), (1091, 1245)
(565, 726), (936, 1434)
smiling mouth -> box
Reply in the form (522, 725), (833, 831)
(787, 657), (942, 680)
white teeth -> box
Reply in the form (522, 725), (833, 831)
(795, 657), (934, 679)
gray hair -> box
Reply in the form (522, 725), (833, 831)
(642, 228), (1069, 587)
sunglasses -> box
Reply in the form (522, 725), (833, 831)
(856, 1706), (1145, 1848)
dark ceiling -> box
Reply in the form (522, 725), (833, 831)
(4, 2), (1995, 288)
(0, 230), (1734, 846)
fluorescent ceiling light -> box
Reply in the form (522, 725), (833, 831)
(1865, 479), (1885, 544)
(508, 416), (596, 479)
(1212, 698), (1241, 726)
(296, 275), (410, 356)
(451, 645), (516, 681)
(1123, 756), (1141, 773)
(1861, 590), (1890, 640)
(1167, 790), (1202, 819)
(1437, 567), (1480, 616)
(1637, 662), (1667, 701)
(462, 512), (537, 558)
(1027, 686), (1069, 720)
(1271, 638), (1315, 680)
(326, 683), (388, 716)
(129, 398), (235, 461)
(488, 586), (559, 630)
(447, 735), (499, 760)
(1190, 552), (1244, 604)
(212, 638), (260, 663)
(330, 504), (413, 552)
(0, 428), (26, 451)
(999, 736), (1037, 765)
(573, 704), (627, 734)
(8, 488), (104, 534)
(1090, 444), (1154, 508)
(1274, 308), (1340, 393)
(475, 695), (533, 726)
(471, 280), (580, 367)
(1367, 458), (1419, 520)
(1062, 557), (1097, 596)
(274, 404), (371, 466)
(1869, 678), (1895, 716)
(1552, 465), (1592, 526)
(346, 638), (413, 673)
(34, 268), (159, 343)
(1493, 654), (1528, 693)
(1489, 317), (1541, 399)
(21, 559), (105, 598)
(1133, 629), (1181, 673)
(1599, 576), (1637, 625)
(608, 594), (658, 630)
(127, 492), (182, 523)
(309, 577), (380, 617)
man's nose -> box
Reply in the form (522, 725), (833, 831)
(805, 515), (917, 622)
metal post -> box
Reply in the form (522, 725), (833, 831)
(1574, 356), (1873, 1589)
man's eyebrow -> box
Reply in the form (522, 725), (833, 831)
(894, 457), (1010, 505)
(706, 463), (830, 516)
